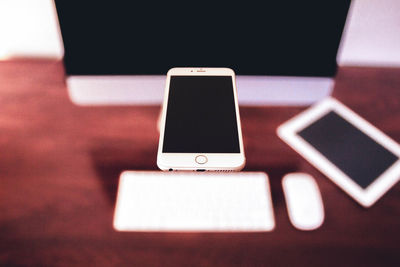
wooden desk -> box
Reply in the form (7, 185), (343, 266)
(0, 60), (399, 266)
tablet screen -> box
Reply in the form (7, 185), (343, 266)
(297, 111), (399, 188)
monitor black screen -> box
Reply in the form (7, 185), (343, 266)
(55, 1), (350, 76)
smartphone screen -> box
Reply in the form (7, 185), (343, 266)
(162, 76), (240, 153)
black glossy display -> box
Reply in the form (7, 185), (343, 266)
(162, 76), (240, 153)
(54, 1), (350, 76)
(298, 111), (398, 189)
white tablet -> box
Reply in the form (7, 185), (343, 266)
(277, 97), (400, 207)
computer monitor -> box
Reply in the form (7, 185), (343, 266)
(54, 1), (350, 106)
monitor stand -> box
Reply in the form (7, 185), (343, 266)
(67, 75), (333, 106)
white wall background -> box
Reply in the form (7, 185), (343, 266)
(338, 0), (400, 66)
(0, 0), (399, 66)
(0, 0), (63, 59)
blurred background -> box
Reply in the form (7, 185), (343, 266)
(0, 0), (399, 66)
(1, 2), (400, 266)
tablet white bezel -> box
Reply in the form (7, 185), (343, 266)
(277, 97), (400, 207)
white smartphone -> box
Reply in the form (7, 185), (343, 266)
(157, 67), (245, 171)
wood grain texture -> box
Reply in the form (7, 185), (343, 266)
(0, 60), (399, 266)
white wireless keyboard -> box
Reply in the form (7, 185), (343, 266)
(113, 171), (275, 232)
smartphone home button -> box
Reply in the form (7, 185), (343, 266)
(195, 155), (208, 164)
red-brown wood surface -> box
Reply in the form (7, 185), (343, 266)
(0, 60), (399, 266)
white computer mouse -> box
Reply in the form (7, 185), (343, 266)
(282, 173), (324, 231)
